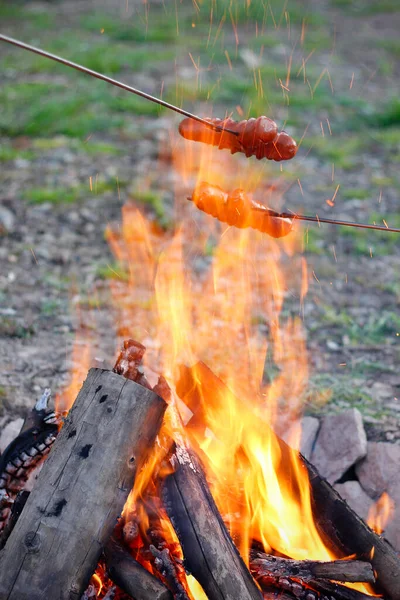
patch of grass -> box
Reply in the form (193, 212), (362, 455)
(96, 261), (129, 281)
(0, 317), (34, 338)
(25, 186), (81, 205)
(342, 188), (370, 200)
(378, 39), (400, 57)
(81, 12), (177, 43)
(338, 211), (400, 256)
(302, 134), (364, 170)
(0, 2), (54, 29)
(0, 143), (34, 162)
(331, 0), (399, 15)
(132, 190), (171, 229)
(305, 373), (374, 415)
(0, 81), (164, 138)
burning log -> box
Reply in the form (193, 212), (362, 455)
(0, 389), (59, 537)
(177, 362), (400, 600)
(0, 368), (166, 600)
(254, 572), (376, 600)
(250, 554), (375, 584)
(104, 536), (173, 600)
(162, 444), (263, 600)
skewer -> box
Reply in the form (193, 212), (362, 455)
(0, 33), (239, 136)
(251, 206), (400, 233)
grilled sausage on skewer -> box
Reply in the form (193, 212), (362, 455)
(179, 116), (297, 162)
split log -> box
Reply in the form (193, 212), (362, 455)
(104, 536), (173, 600)
(162, 443), (263, 600)
(177, 362), (400, 600)
(251, 554), (375, 583)
(0, 368), (166, 600)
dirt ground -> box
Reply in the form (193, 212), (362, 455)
(0, 0), (399, 439)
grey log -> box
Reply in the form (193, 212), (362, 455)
(0, 368), (166, 600)
(162, 444), (263, 600)
(177, 362), (400, 600)
(251, 554), (375, 583)
(104, 536), (173, 600)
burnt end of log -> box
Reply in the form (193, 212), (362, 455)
(176, 362), (400, 600)
(0, 368), (167, 600)
(104, 536), (173, 600)
(162, 444), (263, 600)
(0, 413), (58, 536)
(250, 554), (375, 584)
(254, 571), (375, 600)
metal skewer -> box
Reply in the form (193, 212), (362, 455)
(253, 206), (400, 233)
(0, 33), (239, 136)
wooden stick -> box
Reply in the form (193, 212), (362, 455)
(177, 362), (400, 600)
(104, 536), (172, 600)
(0, 368), (166, 600)
(251, 554), (375, 584)
(162, 444), (263, 600)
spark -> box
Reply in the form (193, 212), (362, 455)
(225, 50), (233, 70)
(300, 18), (306, 46)
(383, 219), (389, 229)
(370, 247), (373, 258)
(89, 176), (93, 192)
(326, 118), (332, 135)
(313, 67), (327, 94)
(297, 178), (304, 196)
(30, 248), (38, 264)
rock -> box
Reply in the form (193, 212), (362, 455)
(0, 418), (24, 453)
(369, 382), (394, 404)
(300, 416), (320, 459)
(334, 481), (373, 521)
(0, 205), (16, 234)
(356, 442), (400, 499)
(280, 416), (320, 460)
(311, 408), (367, 484)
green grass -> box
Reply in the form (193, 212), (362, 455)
(331, 0), (399, 15)
(96, 261), (130, 281)
(342, 188), (371, 200)
(302, 134), (365, 170)
(24, 177), (125, 205)
(305, 373), (375, 415)
(132, 189), (171, 229)
(81, 12), (177, 43)
(0, 82), (162, 138)
(338, 212), (400, 256)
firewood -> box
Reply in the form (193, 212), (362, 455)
(177, 362), (400, 600)
(251, 554), (375, 584)
(162, 443), (263, 600)
(0, 368), (166, 600)
(104, 536), (173, 600)
(254, 572), (376, 600)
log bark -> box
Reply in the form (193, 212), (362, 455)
(104, 536), (172, 600)
(162, 444), (263, 600)
(177, 362), (400, 600)
(0, 368), (166, 600)
(251, 554), (375, 584)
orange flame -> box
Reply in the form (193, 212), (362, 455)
(368, 492), (394, 535)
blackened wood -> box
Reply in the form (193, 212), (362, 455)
(0, 490), (30, 550)
(255, 573), (375, 600)
(0, 368), (166, 600)
(251, 554), (375, 583)
(177, 362), (400, 600)
(162, 444), (263, 600)
(104, 537), (172, 600)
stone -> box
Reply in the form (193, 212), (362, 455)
(311, 408), (367, 484)
(0, 418), (24, 453)
(300, 416), (320, 459)
(0, 205), (16, 234)
(356, 442), (400, 499)
(280, 416), (320, 460)
(334, 481), (373, 521)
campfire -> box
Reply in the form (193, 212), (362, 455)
(1, 33), (400, 600)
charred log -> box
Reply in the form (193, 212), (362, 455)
(104, 536), (172, 600)
(254, 573), (375, 600)
(177, 362), (400, 600)
(0, 368), (166, 600)
(251, 554), (375, 584)
(162, 444), (263, 600)
(0, 389), (59, 537)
